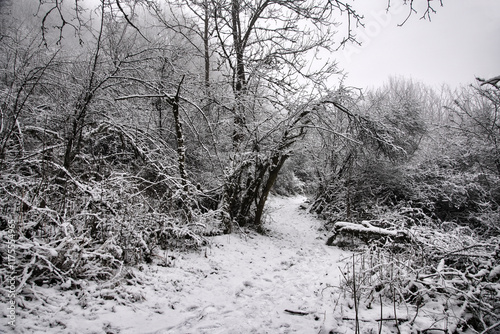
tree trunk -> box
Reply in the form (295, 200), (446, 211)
(63, 91), (92, 170)
(254, 153), (289, 230)
(203, 0), (210, 91)
(231, 0), (246, 147)
(171, 75), (187, 187)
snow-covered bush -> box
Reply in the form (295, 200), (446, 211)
(333, 226), (500, 333)
(310, 160), (415, 224)
(313, 155), (500, 239)
(0, 115), (225, 302)
(405, 158), (500, 236)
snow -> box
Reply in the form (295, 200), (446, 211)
(490, 265), (500, 281)
(4, 196), (349, 333)
(2, 196), (485, 333)
(335, 221), (399, 236)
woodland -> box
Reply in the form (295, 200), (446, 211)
(0, 0), (499, 332)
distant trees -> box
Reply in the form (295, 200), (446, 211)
(308, 76), (500, 238)
(309, 78), (429, 220)
(447, 78), (500, 176)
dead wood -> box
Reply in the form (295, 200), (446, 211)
(326, 221), (412, 246)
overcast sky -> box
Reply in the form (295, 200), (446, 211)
(334, 0), (500, 90)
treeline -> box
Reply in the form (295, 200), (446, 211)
(305, 78), (500, 238)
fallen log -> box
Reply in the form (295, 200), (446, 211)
(326, 220), (411, 246)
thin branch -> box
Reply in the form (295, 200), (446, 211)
(115, 0), (150, 42)
(480, 321), (500, 334)
(115, 94), (167, 101)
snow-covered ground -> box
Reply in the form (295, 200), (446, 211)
(4, 196), (466, 333)
(5, 196), (355, 333)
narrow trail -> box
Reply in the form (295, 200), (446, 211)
(13, 196), (348, 334)
(147, 196), (346, 334)
(13, 196), (481, 334)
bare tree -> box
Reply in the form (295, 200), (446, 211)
(447, 77), (500, 175)
(21, 0), (450, 234)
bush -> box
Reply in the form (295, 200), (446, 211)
(312, 154), (500, 238)
(0, 121), (224, 297)
(333, 227), (499, 333)
(272, 169), (304, 196)
(406, 158), (500, 235)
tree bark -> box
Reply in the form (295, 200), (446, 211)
(203, 0), (210, 90)
(171, 75), (187, 187)
(231, 0), (247, 147)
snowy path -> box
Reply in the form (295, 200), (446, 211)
(12, 196), (347, 334)
(10, 195), (479, 334)
(144, 196), (345, 334)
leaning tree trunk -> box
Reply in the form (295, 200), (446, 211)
(253, 152), (289, 231)
(222, 107), (311, 233)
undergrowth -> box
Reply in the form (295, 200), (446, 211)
(331, 224), (500, 334)
(0, 122), (225, 306)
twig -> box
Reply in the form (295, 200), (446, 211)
(115, 0), (150, 42)
(481, 321), (500, 334)
(379, 295), (383, 334)
(422, 329), (447, 333)
(353, 254), (360, 334)
(284, 309), (309, 316)
(445, 244), (489, 255)
(342, 317), (371, 322)
(376, 318), (408, 323)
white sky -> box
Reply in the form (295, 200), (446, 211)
(334, 0), (500, 90)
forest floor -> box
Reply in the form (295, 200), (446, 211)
(6, 196), (444, 333)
